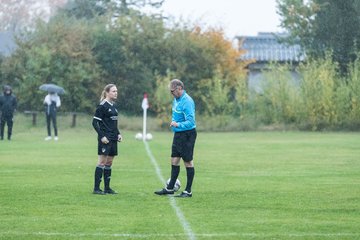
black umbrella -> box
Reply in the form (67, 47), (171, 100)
(39, 84), (65, 94)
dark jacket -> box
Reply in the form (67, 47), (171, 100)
(0, 94), (17, 118)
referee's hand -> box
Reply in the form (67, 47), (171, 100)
(170, 121), (178, 127)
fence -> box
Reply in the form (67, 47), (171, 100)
(24, 111), (79, 127)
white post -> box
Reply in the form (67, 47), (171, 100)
(141, 93), (149, 141)
(143, 105), (147, 140)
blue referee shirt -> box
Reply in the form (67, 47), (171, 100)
(171, 90), (196, 132)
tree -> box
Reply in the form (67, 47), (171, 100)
(1, 2), (249, 117)
(92, 12), (169, 113)
(159, 26), (249, 116)
(61, 0), (164, 19)
(1, 15), (102, 113)
(277, 0), (360, 74)
(0, 0), (67, 32)
(61, 0), (108, 19)
(0, 0), (164, 31)
(116, 0), (165, 14)
(313, 0), (360, 73)
(276, 0), (318, 51)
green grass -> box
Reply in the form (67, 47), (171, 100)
(0, 115), (360, 239)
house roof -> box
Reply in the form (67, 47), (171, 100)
(0, 31), (17, 56)
(238, 32), (305, 62)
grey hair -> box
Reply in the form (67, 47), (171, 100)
(169, 79), (184, 90)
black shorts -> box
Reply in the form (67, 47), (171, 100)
(171, 129), (197, 162)
(98, 140), (118, 156)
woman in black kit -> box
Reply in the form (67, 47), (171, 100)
(92, 84), (123, 195)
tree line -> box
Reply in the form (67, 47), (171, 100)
(0, 0), (248, 119)
(1, 0), (360, 130)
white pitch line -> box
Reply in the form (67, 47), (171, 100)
(2, 231), (359, 238)
(143, 140), (196, 240)
(0, 232), (240, 238)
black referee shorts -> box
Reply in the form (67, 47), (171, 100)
(98, 140), (118, 156)
(171, 128), (197, 162)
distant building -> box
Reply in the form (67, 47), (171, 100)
(0, 31), (17, 56)
(237, 32), (305, 93)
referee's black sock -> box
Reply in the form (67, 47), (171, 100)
(104, 165), (112, 190)
(168, 165), (180, 189)
(185, 167), (195, 193)
(94, 166), (104, 190)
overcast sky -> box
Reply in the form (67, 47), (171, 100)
(157, 0), (283, 38)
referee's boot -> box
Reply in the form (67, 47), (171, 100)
(104, 188), (118, 194)
(175, 190), (192, 198)
(154, 188), (174, 195)
(93, 189), (105, 195)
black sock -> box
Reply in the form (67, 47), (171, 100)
(94, 166), (104, 190)
(185, 167), (195, 193)
(104, 166), (112, 190)
(168, 165), (180, 189)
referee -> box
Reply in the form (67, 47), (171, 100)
(92, 84), (123, 195)
(155, 79), (197, 198)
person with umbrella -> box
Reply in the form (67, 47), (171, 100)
(39, 84), (65, 95)
(39, 84), (64, 141)
(43, 91), (61, 141)
(0, 85), (17, 140)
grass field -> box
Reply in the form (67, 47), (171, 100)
(0, 115), (360, 239)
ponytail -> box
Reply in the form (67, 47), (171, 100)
(100, 84), (116, 102)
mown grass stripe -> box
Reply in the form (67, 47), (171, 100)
(1, 231), (358, 238)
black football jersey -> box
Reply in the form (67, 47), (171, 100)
(93, 100), (120, 140)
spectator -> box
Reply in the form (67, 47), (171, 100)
(0, 85), (17, 140)
(44, 92), (61, 141)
